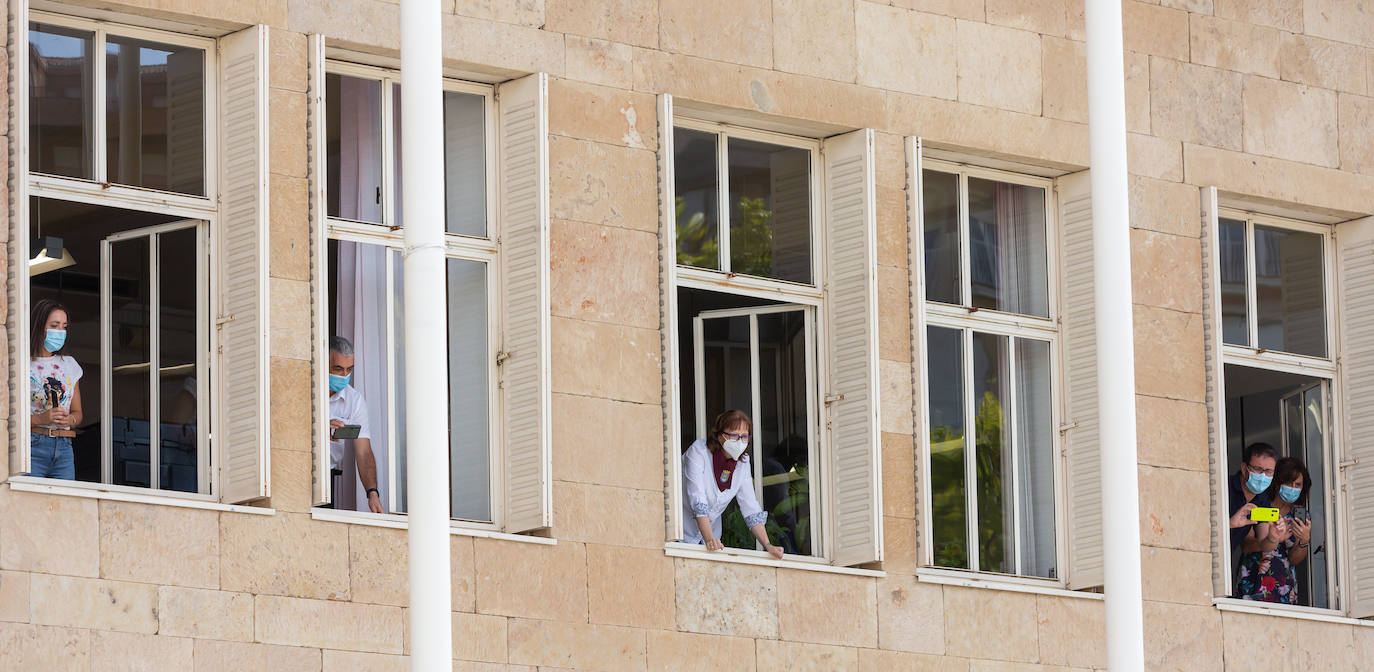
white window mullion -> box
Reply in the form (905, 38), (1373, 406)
(749, 313), (763, 551)
(717, 131), (731, 273)
(381, 80), (397, 228)
(197, 224), (211, 494)
(93, 28), (109, 183)
(805, 307), (821, 556)
(1246, 219), (1259, 349)
(100, 240), (114, 484)
(963, 327), (979, 571)
(148, 235), (161, 490)
(385, 250), (400, 513)
(958, 173), (971, 307)
(1008, 336), (1021, 576)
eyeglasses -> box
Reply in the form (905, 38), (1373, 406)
(722, 432), (750, 442)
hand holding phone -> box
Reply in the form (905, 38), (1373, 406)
(1249, 507), (1280, 522)
(332, 424), (361, 440)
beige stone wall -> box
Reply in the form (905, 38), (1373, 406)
(6, 0), (1374, 669)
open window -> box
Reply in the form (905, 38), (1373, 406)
(16, 14), (269, 504)
(660, 97), (882, 566)
(311, 52), (550, 533)
(1201, 191), (1371, 615)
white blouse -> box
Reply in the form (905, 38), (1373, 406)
(681, 439), (767, 543)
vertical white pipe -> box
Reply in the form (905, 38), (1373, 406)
(1084, 0), (1145, 670)
(401, 0), (453, 670)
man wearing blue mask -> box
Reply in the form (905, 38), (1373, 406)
(1228, 442), (1277, 563)
(328, 336), (384, 514)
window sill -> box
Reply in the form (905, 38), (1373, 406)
(1213, 598), (1374, 627)
(5, 477), (274, 515)
(310, 507), (556, 545)
(915, 567), (1103, 601)
(664, 542), (885, 578)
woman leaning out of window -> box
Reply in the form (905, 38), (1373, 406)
(29, 299), (83, 480)
(1237, 457), (1314, 604)
(682, 409), (784, 559)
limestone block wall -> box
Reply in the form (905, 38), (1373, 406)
(4, 0), (1374, 669)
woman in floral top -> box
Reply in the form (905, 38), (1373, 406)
(29, 299), (83, 480)
(1236, 457), (1313, 604)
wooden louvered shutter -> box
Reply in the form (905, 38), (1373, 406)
(1335, 215), (1374, 618)
(824, 129), (883, 566)
(1199, 186), (1234, 597)
(658, 94), (685, 541)
(497, 72), (551, 533)
(905, 136), (925, 562)
(307, 34), (330, 507)
(1058, 169), (1102, 589)
(216, 25), (271, 504)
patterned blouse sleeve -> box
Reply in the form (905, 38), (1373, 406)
(683, 445), (712, 518)
(735, 459), (767, 528)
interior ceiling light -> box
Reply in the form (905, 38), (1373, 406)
(29, 235), (76, 276)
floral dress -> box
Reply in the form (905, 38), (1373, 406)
(1236, 533), (1298, 604)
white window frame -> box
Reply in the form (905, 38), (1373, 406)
(1212, 206), (1345, 615)
(318, 59), (505, 529)
(915, 158), (1069, 586)
(665, 113), (835, 562)
(17, 11), (221, 501)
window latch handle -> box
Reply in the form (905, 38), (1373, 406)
(824, 393), (845, 405)
(376, 186), (382, 205)
(495, 351), (512, 366)
(1057, 421), (1080, 435)
(1339, 458), (1359, 470)
(215, 314), (235, 326)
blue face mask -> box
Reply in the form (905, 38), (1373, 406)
(1279, 484), (1302, 503)
(1246, 470), (1273, 495)
(328, 373), (350, 393)
(43, 329), (66, 353)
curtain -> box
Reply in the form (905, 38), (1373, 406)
(335, 241), (391, 512)
(336, 77), (383, 223)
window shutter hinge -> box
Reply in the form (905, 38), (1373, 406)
(495, 350), (512, 366)
(824, 393), (845, 405)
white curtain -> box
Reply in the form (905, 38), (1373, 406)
(337, 77), (383, 223)
(335, 241), (391, 512)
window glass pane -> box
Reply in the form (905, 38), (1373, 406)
(927, 326), (968, 569)
(1219, 218), (1249, 346)
(328, 240), (395, 511)
(967, 178), (1048, 317)
(701, 316), (752, 441)
(728, 138), (812, 284)
(674, 128), (720, 270)
(157, 227), (200, 493)
(111, 238), (152, 488)
(973, 331), (1012, 573)
(1254, 225), (1326, 357)
(1015, 338), (1055, 578)
(923, 169), (961, 304)
(30, 23), (94, 179)
(443, 91), (487, 237)
(447, 258), (491, 521)
(393, 85), (403, 227)
(326, 74), (384, 223)
(757, 311), (812, 556)
(106, 36), (205, 195)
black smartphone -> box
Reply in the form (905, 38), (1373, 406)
(332, 424), (361, 440)
(1292, 505), (1310, 523)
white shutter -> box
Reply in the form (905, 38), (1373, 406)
(497, 72), (551, 533)
(905, 136), (925, 562)
(659, 94), (685, 541)
(1058, 169), (1102, 589)
(823, 129), (883, 567)
(10, 0), (31, 480)
(1199, 186), (1233, 598)
(1335, 215), (1374, 618)
(215, 25), (271, 504)
(307, 34), (330, 507)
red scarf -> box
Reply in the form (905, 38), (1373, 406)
(712, 448), (738, 491)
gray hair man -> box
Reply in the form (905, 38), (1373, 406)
(328, 336), (384, 513)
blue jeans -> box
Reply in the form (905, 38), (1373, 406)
(30, 433), (75, 480)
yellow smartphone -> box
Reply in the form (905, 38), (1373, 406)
(1249, 507), (1280, 522)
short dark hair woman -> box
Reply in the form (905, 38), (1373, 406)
(681, 409), (783, 559)
(28, 299), (83, 480)
(1236, 457), (1313, 604)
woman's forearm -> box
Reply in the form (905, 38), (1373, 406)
(749, 523), (771, 548)
(695, 516), (714, 540)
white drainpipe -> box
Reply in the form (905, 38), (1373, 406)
(1084, 0), (1146, 669)
(401, 0), (453, 669)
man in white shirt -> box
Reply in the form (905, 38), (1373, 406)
(329, 336), (384, 514)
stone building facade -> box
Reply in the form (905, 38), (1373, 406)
(4, 0), (1374, 670)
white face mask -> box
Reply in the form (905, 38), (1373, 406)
(722, 438), (747, 460)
